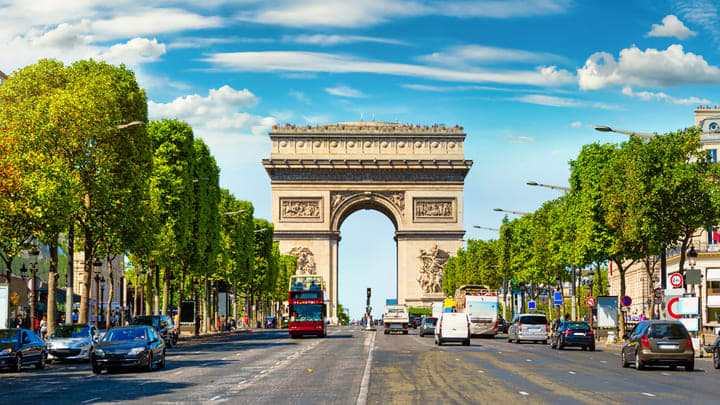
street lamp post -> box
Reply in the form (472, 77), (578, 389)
(99, 276), (106, 327)
(473, 225), (499, 232)
(687, 246), (701, 337)
(493, 208), (531, 216)
(593, 125), (655, 139)
(93, 258), (102, 327)
(28, 246), (40, 331)
(526, 181), (570, 192)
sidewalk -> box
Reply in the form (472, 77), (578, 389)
(178, 328), (253, 342)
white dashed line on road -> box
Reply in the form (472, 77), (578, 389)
(568, 371), (576, 375)
(238, 380), (247, 385)
(260, 370), (267, 374)
(82, 398), (101, 404)
(661, 372), (671, 376)
(478, 370), (485, 373)
(526, 359), (532, 362)
(210, 395), (221, 401)
(519, 391), (529, 396)
(600, 360), (607, 363)
(201, 362), (211, 367)
(174, 370), (183, 375)
(641, 393), (656, 397)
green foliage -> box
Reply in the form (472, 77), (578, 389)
(337, 304), (350, 324)
(408, 307), (431, 316)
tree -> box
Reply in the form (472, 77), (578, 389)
(337, 304), (350, 325)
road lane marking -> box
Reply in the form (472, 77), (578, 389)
(201, 362), (211, 366)
(519, 391), (529, 396)
(210, 395), (221, 401)
(82, 398), (101, 404)
(174, 370), (183, 375)
(600, 360), (607, 363)
(661, 372), (671, 376)
(356, 331), (376, 405)
(260, 370), (267, 374)
(238, 380), (247, 385)
(478, 370), (485, 373)
(641, 393), (656, 397)
(526, 359), (532, 362)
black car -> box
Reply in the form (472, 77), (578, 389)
(408, 315), (418, 329)
(0, 328), (47, 372)
(497, 317), (508, 333)
(92, 326), (165, 374)
(131, 315), (178, 347)
(550, 321), (595, 351)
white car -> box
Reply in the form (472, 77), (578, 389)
(46, 324), (99, 362)
(434, 312), (470, 346)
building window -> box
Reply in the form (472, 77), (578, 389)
(707, 280), (720, 296)
(708, 308), (720, 323)
(708, 149), (717, 163)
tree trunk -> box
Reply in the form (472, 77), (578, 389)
(616, 260), (627, 339)
(133, 274), (139, 318)
(162, 267), (170, 317)
(202, 276), (209, 333)
(65, 224), (74, 325)
(144, 273), (151, 316)
(105, 268), (113, 331)
(79, 232), (93, 324)
(153, 264), (160, 315)
(177, 270), (185, 331)
(47, 236), (59, 335)
(213, 281), (219, 331)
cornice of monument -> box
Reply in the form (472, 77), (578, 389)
(270, 122), (465, 137)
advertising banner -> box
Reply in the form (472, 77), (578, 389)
(597, 296), (618, 328)
(0, 285), (8, 329)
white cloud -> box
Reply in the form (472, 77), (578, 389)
(285, 34), (408, 46)
(505, 135), (535, 143)
(403, 83), (547, 93)
(677, 0), (720, 42)
(167, 36), (251, 50)
(99, 38), (166, 65)
(578, 45), (720, 90)
(570, 121), (582, 127)
(302, 114), (332, 125)
(418, 45), (568, 66)
(514, 94), (619, 109)
(647, 15), (696, 40)
(289, 90), (310, 104)
(238, 0), (570, 28)
(89, 9), (223, 41)
(204, 51), (575, 87)
(325, 85), (367, 98)
(621, 86), (711, 105)
(148, 85), (274, 136)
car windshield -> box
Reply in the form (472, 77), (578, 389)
(564, 322), (590, 331)
(519, 316), (546, 325)
(131, 317), (159, 328)
(290, 304), (323, 322)
(649, 323), (687, 339)
(425, 318), (437, 326)
(103, 328), (148, 342)
(53, 325), (89, 338)
(0, 331), (18, 343)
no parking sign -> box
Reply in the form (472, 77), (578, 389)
(621, 296), (632, 307)
(586, 296), (596, 306)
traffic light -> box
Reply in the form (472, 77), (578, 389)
(367, 288), (371, 297)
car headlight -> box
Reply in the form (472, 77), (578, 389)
(94, 349), (105, 357)
(128, 347), (145, 356)
(2, 347), (12, 354)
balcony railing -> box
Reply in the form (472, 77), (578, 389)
(666, 242), (720, 259)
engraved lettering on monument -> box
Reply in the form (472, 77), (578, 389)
(417, 245), (450, 294)
(280, 198), (322, 221)
(289, 247), (316, 275)
(413, 198), (456, 222)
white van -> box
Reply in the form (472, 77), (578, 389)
(434, 312), (470, 346)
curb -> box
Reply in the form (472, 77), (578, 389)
(178, 329), (253, 342)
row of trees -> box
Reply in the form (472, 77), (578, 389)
(0, 59), (294, 334)
(444, 127), (720, 336)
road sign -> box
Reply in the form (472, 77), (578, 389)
(553, 292), (563, 306)
(654, 288), (663, 299)
(685, 269), (701, 285)
(586, 296), (596, 307)
(528, 301), (536, 310)
(667, 297), (682, 319)
(621, 296), (632, 307)
(669, 273), (684, 288)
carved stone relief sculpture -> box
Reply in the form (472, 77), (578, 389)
(330, 191), (405, 213)
(413, 198), (456, 222)
(289, 247), (317, 275)
(417, 245), (450, 294)
(280, 198), (321, 221)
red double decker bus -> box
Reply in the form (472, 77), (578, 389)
(288, 275), (327, 338)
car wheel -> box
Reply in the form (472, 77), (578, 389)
(550, 340), (556, 349)
(438, 338), (443, 346)
(714, 348), (720, 369)
(419, 332), (424, 337)
(589, 345), (595, 352)
(92, 362), (102, 374)
(166, 338), (173, 348)
(384, 330), (388, 335)
(514, 338), (520, 344)
(14, 354), (22, 372)
(542, 340), (548, 345)
(621, 351), (629, 368)
(669, 365), (677, 370)
(144, 353), (153, 372)
(685, 359), (694, 372)
(36, 352), (46, 369)
(507, 336), (512, 343)
(157, 350), (166, 369)
(635, 350), (644, 370)
(463, 339), (470, 346)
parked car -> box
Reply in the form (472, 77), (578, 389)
(419, 317), (437, 337)
(92, 326), (166, 374)
(0, 328), (47, 372)
(46, 324), (99, 363)
(621, 320), (694, 371)
(705, 337), (720, 370)
(434, 312), (470, 346)
(507, 313), (548, 344)
(497, 316), (508, 333)
(550, 321), (594, 351)
(131, 315), (178, 347)
(413, 317), (422, 328)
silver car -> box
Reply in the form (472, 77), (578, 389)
(46, 324), (99, 362)
(419, 317), (437, 337)
(507, 313), (548, 344)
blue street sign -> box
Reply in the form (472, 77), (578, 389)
(528, 301), (536, 310)
(553, 292), (563, 306)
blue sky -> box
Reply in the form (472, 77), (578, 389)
(2, 0), (720, 320)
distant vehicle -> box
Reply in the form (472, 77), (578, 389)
(497, 316), (508, 333)
(92, 326), (166, 374)
(0, 329), (47, 372)
(507, 313), (548, 344)
(384, 305), (410, 334)
(419, 317), (437, 337)
(288, 275), (327, 338)
(455, 285), (499, 337)
(46, 324), (99, 362)
(409, 315), (417, 329)
(435, 312), (470, 346)
(550, 321), (594, 351)
(413, 317), (422, 328)
(705, 337), (720, 370)
(621, 320), (694, 371)
(131, 315), (178, 347)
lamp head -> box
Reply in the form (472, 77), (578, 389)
(526, 181), (539, 186)
(493, 208), (502, 212)
(594, 125), (612, 132)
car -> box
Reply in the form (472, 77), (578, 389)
(507, 313), (548, 344)
(408, 315), (418, 329)
(412, 317), (422, 328)
(131, 315), (178, 347)
(497, 317), (508, 333)
(46, 324), (99, 363)
(550, 321), (594, 351)
(621, 320), (694, 371)
(92, 326), (166, 374)
(419, 317), (437, 337)
(705, 337), (720, 370)
(0, 328), (47, 372)
(434, 312), (470, 346)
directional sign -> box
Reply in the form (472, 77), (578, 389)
(621, 296), (632, 307)
(528, 301), (536, 310)
(654, 288), (663, 299)
(553, 292), (563, 306)
(670, 273), (684, 288)
(586, 296), (596, 307)
(667, 297), (682, 319)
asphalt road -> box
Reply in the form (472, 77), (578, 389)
(3, 327), (719, 404)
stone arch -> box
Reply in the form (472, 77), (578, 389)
(330, 192), (404, 232)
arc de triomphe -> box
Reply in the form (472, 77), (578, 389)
(263, 122), (472, 321)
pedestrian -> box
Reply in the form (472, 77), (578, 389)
(59, 314), (65, 325)
(564, 313), (570, 322)
(15, 315), (23, 329)
(73, 310), (79, 323)
(40, 316), (47, 339)
(34, 316), (40, 334)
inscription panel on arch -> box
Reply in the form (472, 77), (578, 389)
(413, 198), (456, 223)
(279, 198), (323, 222)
